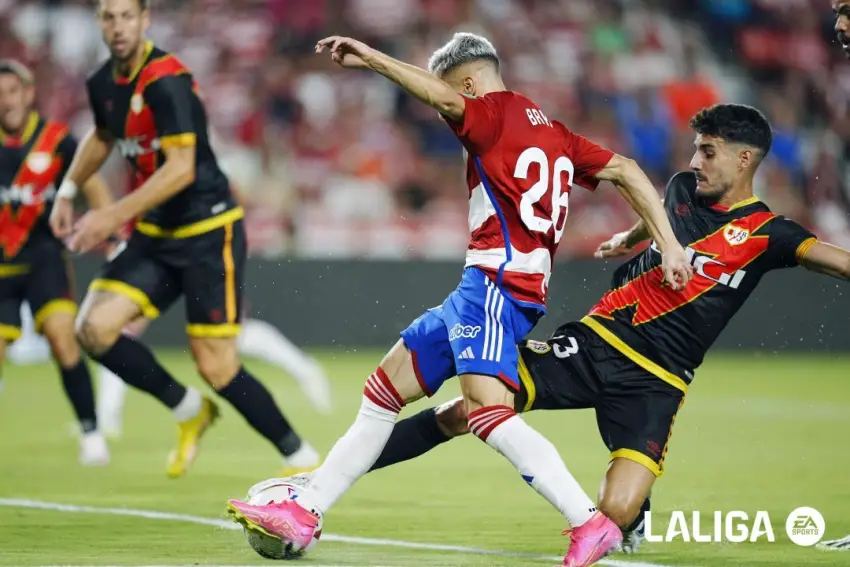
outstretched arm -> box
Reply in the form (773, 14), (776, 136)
(315, 36), (466, 122)
(594, 156), (691, 288)
(799, 240), (850, 281)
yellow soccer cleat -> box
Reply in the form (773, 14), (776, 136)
(278, 463), (321, 478)
(166, 397), (220, 478)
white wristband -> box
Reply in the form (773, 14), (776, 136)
(56, 179), (78, 200)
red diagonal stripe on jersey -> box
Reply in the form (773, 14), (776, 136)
(0, 121), (67, 257)
(590, 212), (775, 325)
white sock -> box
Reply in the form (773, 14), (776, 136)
(469, 406), (597, 527)
(285, 441), (321, 469)
(172, 387), (203, 422)
(308, 369), (403, 512)
(238, 318), (319, 382)
(97, 365), (128, 430)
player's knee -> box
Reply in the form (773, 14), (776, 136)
(191, 339), (239, 389)
(460, 374), (514, 413)
(44, 328), (81, 367)
(598, 490), (643, 529)
(75, 311), (122, 356)
(434, 397), (469, 436)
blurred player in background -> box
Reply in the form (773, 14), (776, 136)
(228, 32), (692, 567)
(96, 312), (331, 438)
(48, 0), (320, 478)
(0, 60), (113, 465)
(361, 103), (850, 556)
(96, 179), (331, 438)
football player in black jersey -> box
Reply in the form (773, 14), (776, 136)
(0, 59), (114, 466)
(343, 104), (850, 554)
(49, 0), (320, 478)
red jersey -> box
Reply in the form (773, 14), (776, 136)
(446, 91), (614, 309)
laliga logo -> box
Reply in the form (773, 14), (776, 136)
(645, 511), (775, 543)
(644, 507), (825, 546)
(449, 324), (481, 341)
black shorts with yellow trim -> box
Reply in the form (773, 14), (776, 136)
(515, 320), (686, 477)
(0, 242), (77, 341)
(90, 210), (246, 338)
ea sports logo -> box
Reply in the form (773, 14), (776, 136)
(785, 507), (825, 546)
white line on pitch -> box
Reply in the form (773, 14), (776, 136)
(0, 498), (679, 567)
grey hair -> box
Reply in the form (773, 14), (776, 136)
(427, 32), (500, 77)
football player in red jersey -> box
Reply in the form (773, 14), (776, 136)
(351, 103), (850, 557)
(226, 32), (692, 567)
(50, 0), (320, 479)
(0, 60), (114, 465)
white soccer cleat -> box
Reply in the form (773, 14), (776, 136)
(79, 431), (110, 466)
(817, 534), (850, 551)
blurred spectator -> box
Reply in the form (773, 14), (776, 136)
(6, 0), (848, 259)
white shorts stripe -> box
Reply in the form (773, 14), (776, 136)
(494, 293), (505, 362)
(481, 276), (493, 360)
(483, 278), (504, 362)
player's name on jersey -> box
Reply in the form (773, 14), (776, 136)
(644, 506), (826, 546)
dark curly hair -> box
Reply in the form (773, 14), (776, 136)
(689, 104), (772, 158)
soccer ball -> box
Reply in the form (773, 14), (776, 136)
(241, 474), (323, 560)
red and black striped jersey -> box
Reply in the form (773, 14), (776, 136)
(0, 112), (76, 261)
(583, 171), (816, 386)
(85, 41), (237, 235)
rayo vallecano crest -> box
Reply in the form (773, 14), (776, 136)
(27, 152), (52, 174)
(723, 224), (750, 246)
(131, 93), (144, 114)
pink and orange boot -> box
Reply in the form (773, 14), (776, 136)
(563, 511), (623, 567)
(226, 498), (320, 551)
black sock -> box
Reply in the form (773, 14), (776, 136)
(369, 407), (450, 472)
(216, 367), (301, 456)
(93, 336), (186, 409)
(58, 360), (98, 433)
(625, 497), (651, 534)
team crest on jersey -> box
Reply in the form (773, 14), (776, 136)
(26, 152), (52, 174)
(723, 225), (750, 246)
(131, 93), (144, 115)
(525, 340), (551, 354)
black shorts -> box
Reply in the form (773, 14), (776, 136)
(0, 242), (77, 341)
(89, 217), (246, 338)
(515, 321), (686, 477)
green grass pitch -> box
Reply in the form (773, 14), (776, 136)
(1, 349), (848, 567)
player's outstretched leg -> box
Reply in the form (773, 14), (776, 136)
(369, 396), (466, 471)
(189, 334), (320, 476)
(596, 458), (655, 555)
(227, 339), (423, 549)
(77, 291), (218, 477)
(40, 303), (109, 466)
(460, 374), (622, 566)
(96, 317), (149, 439)
(237, 318), (332, 414)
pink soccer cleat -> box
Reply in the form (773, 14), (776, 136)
(226, 498), (320, 551)
(563, 511), (623, 567)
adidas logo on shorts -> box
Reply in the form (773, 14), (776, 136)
(457, 346), (475, 360)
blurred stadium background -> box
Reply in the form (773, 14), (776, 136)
(2, 2), (850, 567)
(4, 0), (850, 260)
